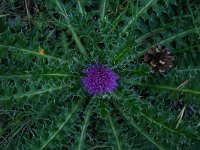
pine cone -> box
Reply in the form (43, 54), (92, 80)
(144, 43), (174, 73)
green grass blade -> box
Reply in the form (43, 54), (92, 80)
(77, 1), (84, 16)
(100, 0), (107, 21)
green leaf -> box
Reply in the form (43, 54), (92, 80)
(0, 85), (68, 101)
(0, 44), (66, 63)
(107, 114), (122, 150)
(0, 73), (69, 79)
(77, 106), (92, 150)
(122, 0), (157, 32)
(39, 98), (83, 150)
(100, 0), (107, 21)
(115, 103), (166, 150)
(53, 0), (87, 56)
(141, 112), (200, 140)
(134, 83), (200, 95)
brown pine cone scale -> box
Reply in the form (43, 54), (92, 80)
(144, 43), (174, 73)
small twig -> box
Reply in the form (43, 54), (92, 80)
(24, 0), (31, 18)
(77, 1), (84, 16)
(175, 106), (186, 129)
(0, 14), (10, 17)
(176, 80), (189, 90)
(87, 133), (95, 144)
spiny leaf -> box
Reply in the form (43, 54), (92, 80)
(107, 114), (122, 150)
(0, 73), (69, 79)
(134, 83), (200, 95)
(78, 106), (93, 150)
(141, 112), (200, 140)
(115, 103), (166, 150)
(0, 44), (67, 63)
(112, 40), (133, 65)
(53, 0), (87, 56)
(39, 98), (83, 150)
(122, 0), (157, 32)
(176, 68), (200, 72)
(0, 85), (68, 101)
(135, 27), (200, 58)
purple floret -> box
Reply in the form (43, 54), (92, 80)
(82, 63), (119, 95)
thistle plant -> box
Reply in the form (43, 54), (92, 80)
(82, 63), (119, 95)
(0, 0), (200, 150)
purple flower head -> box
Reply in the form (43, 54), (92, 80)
(82, 63), (119, 95)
